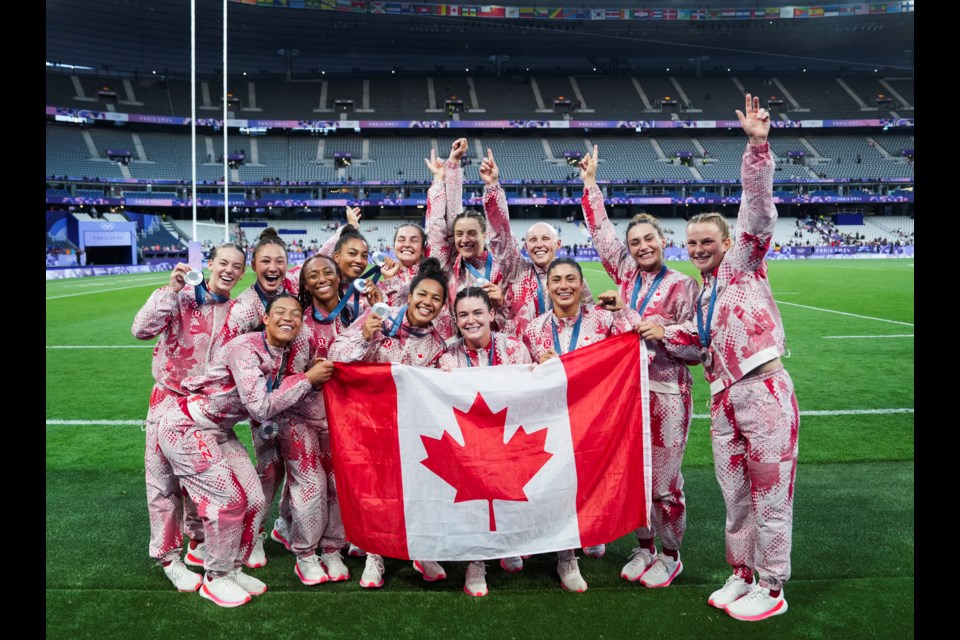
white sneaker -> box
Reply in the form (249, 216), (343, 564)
(499, 556), (524, 573)
(270, 518), (292, 551)
(199, 574), (251, 608)
(360, 553), (385, 588)
(557, 556), (588, 593)
(582, 544), (606, 558)
(245, 531), (267, 568)
(621, 547), (657, 582)
(295, 555), (329, 586)
(184, 541), (207, 567)
(320, 549), (351, 582)
(163, 559), (202, 592)
(347, 542), (367, 557)
(463, 561), (488, 597)
(708, 574), (755, 609)
(413, 560), (447, 582)
(639, 552), (683, 588)
(725, 584), (788, 621)
(228, 568), (267, 595)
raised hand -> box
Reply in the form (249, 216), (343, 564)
(346, 206), (362, 227)
(478, 148), (499, 185)
(736, 93), (770, 145)
(424, 148), (445, 181)
(579, 145), (599, 187)
(450, 138), (468, 162)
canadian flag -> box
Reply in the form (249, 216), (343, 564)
(322, 332), (651, 561)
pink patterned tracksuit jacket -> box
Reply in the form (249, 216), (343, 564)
(582, 184), (700, 551)
(328, 305), (447, 367)
(274, 306), (351, 559)
(427, 177), (523, 341)
(210, 274), (303, 521)
(437, 331), (532, 369)
(670, 143), (800, 591)
(523, 304), (641, 362)
(156, 330), (314, 579)
(132, 282), (231, 565)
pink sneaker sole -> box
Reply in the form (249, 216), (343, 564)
(295, 564), (329, 586)
(640, 561), (683, 589)
(499, 558), (523, 573)
(726, 598), (788, 621)
(413, 561), (447, 582)
(320, 565), (350, 582)
(199, 585), (250, 608)
(270, 529), (291, 551)
(620, 566), (653, 582)
(463, 586), (488, 597)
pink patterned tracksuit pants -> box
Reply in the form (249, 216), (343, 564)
(144, 385), (203, 565)
(158, 405), (266, 579)
(634, 390), (692, 551)
(710, 367), (799, 592)
(278, 415), (345, 558)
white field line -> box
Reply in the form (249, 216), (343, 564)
(46, 345), (154, 349)
(822, 335), (914, 339)
(46, 275), (168, 289)
(775, 301), (914, 327)
(47, 407), (914, 426)
(46, 281), (170, 300)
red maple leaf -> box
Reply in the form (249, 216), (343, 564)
(420, 393), (552, 532)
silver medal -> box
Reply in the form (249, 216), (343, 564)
(183, 269), (204, 286)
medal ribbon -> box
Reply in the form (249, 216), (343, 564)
(311, 295), (352, 325)
(465, 333), (498, 367)
(696, 275), (719, 349)
(194, 280), (229, 305)
(631, 265), (668, 316)
(550, 312), (583, 356)
(463, 252), (493, 283)
(260, 331), (288, 391)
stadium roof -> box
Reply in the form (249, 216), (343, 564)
(46, 0), (914, 76)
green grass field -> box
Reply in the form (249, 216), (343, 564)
(45, 258), (914, 639)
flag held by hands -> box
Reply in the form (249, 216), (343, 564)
(322, 332), (651, 561)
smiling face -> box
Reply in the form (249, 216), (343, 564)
(626, 222), (665, 272)
(455, 295), (494, 349)
(253, 244), (288, 294)
(686, 221), (732, 274)
(454, 217), (485, 261)
(263, 296), (304, 347)
(547, 263), (584, 317)
(303, 256), (341, 310)
(405, 278), (445, 328)
(393, 225), (424, 267)
(206, 247), (246, 297)
(524, 223), (561, 269)
(334, 238), (369, 281)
